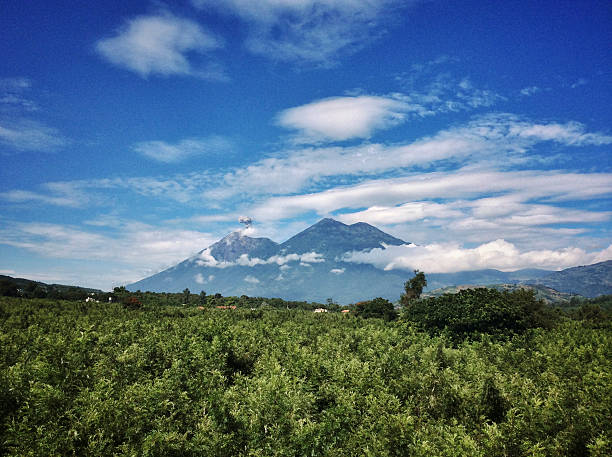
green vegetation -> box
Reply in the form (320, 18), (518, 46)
(1, 293), (611, 456)
(354, 297), (397, 321)
(404, 288), (558, 341)
(0, 275), (103, 301)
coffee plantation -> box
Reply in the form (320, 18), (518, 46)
(1, 295), (610, 456)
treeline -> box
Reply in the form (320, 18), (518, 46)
(0, 277), (329, 311)
(113, 287), (329, 311)
(0, 276), (103, 301)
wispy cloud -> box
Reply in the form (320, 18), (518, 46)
(0, 220), (217, 270)
(0, 119), (67, 152)
(193, 0), (411, 65)
(570, 78), (588, 89)
(0, 190), (85, 207)
(0, 77), (31, 91)
(396, 61), (506, 114)
(0, 78), (68, 153)
(519, 86), (541, 97)
(134, 136), (232, 163)
(0, 77), (38, 112)
(96, 12), (226, 79)
(4, 113), (611, 210)
(249, 169), (612, 221)
(209, 113), (612, 200)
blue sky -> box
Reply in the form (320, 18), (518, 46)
(1, 0), (611, 290)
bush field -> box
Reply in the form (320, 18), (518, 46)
(1, 296), (611, 456)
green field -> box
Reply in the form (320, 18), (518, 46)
(1, 296), (611, 456)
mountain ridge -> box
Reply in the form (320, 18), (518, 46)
(127, 219), (612, 303)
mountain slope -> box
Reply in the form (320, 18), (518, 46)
(423, 283), (580, 305)
(527, 260), (612, 297)
(207, 231), (278, 262)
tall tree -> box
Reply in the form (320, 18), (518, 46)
(182, 288), (191, 304)
(400, 270), (427, 306)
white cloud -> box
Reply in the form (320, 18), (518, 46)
(300, 252), (325, 263)
(343, 240), (612, 273)
(96, 13), (225, 79)
(193, 250), (325, 268)
(277, 95), (418, 142)
(509, 121), (612, 145)
(192, 0), (409, 64)
(337, 202), (464, 225)
(195, 273), (205, 284)
(0, 119), (67, 152)
(330, 268), (345, 274)
(244, 275), (260, 284)
(134, 136), (232, 163)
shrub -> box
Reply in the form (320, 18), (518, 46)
(355, 297), (397, 321)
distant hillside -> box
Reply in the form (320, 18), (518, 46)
(423, 283), (580, 305)
(527, 260), (612, 298)
(0, 275), (103, 299)
(426, 269), (552, 290)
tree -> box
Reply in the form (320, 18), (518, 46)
(0, 279), (19, 297)
(404, 288), (555, 340)
(182, 288), (191, 305)
(355, 297), (397, 321)
(400, 270), (427, 306)
(199, 290), (207, 305)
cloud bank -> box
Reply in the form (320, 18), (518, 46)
(343, 240), (612, 273)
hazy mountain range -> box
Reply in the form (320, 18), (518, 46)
(128, 219), (612, 303)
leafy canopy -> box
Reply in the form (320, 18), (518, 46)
(355, 297), (397, 321)
(404, 287), (556, 339)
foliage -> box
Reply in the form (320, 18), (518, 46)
(403, 288), (558, 340)
(355, 297), (397, 321)
(1, 296), (610, 456)
(400, 269), (427, 306)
